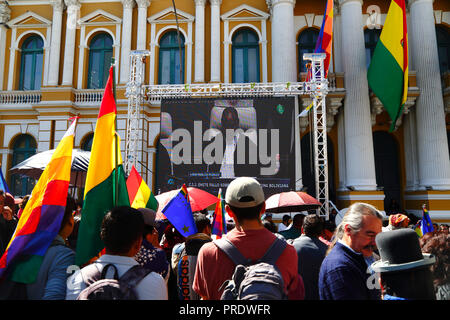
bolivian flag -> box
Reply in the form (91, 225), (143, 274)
(127, 165), (158, 211)
(367, 0), (408, 132)
(75, 66), (130, 266)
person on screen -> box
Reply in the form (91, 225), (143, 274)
(207, 107), (258, 178)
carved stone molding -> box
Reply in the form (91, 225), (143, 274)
(50, 0), (65, 11)
(326, 97), (344, 132)
(0, 1), (11, 24)
(370, 96), (384, 126)
(136, 0), (151, 8)
(121, 0), (135, 9)
(392, 96), (417, 130)
(194, 0), (206, 6)
(64, 0), (81, 8)
(337, 0), (363, 7)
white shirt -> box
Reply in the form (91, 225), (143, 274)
(220, 134), (238, 178)
(278, 222), (292, 232)
(65, 254), (168, 300)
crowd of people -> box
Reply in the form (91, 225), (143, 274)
(0, 177), (448, 301)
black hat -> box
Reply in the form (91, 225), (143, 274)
(371, 228), (435, 273)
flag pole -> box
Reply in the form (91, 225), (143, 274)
(112, 58), (119, 207)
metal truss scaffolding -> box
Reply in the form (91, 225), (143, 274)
(124, 50), (150, 175)
(125, 51), (330, 219)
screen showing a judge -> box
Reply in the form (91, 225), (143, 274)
(156, 97), (295, 198)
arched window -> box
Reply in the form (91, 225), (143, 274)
(19, 36), (44, 90)
(158, 31), (185, 84)
(81, 133), (94, 152)
(11, 135), (37, 196)
(373, 131), (401, 213)
(232, 28), (260, 83)
(298, 28), (319, 76)
(87, 33), (113, 89)
(365, 29), (382, 68)
(436, 26), (450, 74)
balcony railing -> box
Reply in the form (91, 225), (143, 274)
(74, 89), (103, 105)
(0, 90), (41, 105)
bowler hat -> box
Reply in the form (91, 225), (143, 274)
(371, 228), (435, 273)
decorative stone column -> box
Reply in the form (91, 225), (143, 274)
(210, 0), (221, 82)
(62, 0), (81, 86)
(337, 109), (347, 192)
(120, 0), (135, 84)
(0, 1), (11, 90)
(409, 0), (450, 189)
(269, 0), (297, 82)
(339, 0), (377, 191)
(403, 108), (420, 191)
(48, 0), (65, 86)
(136, 0), (150, 50)
(194, 0), (206, 83)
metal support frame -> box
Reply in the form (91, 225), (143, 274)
(304, 53), (330, 219)
(124, 50), (150, 175)
(125, 51), (329, 219)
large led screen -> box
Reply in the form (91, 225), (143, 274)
(156, 97), (296, 198)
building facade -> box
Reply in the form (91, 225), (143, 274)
(0, 0), (449, 222)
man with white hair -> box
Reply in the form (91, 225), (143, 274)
(319, 202), (383, 300)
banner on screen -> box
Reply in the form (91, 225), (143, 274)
(156, 97), (296, 198)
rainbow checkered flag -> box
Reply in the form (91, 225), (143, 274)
(162, 184), (197, 237)
(0, 118), (77, 283)
(212, 188), (227, 239)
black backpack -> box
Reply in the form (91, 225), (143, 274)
(77, 263), (151, 300)
(214, 237), (288, 300)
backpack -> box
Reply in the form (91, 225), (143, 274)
(76, 263), (151, 300)
(214, 237), (288, 300)
(176, 236), (212, 300)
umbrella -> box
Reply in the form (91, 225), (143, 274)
(9, 148), (90, 188)
(265, 191), (321, 213)
(155, 187), (219, 220)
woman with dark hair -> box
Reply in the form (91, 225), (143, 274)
(420, 230), (450, 300)
(372, 229), (437, 300)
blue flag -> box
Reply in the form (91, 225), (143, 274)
(420, 206), (434, 235)
(162, 184), (197, 237)
(0, 166), (10, 193)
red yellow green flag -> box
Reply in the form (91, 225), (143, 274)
(126, 165), (158, 211)
(367, 0), (408, 132)
(75, 66), (130, 266)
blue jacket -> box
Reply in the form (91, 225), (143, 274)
(318, 242), (380, 300)
(293, 235), (328, 300)
(26, 236), (75, 300)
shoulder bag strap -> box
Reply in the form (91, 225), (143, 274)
(258, 237), (287, 265)
(213, 239), (251, 266)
